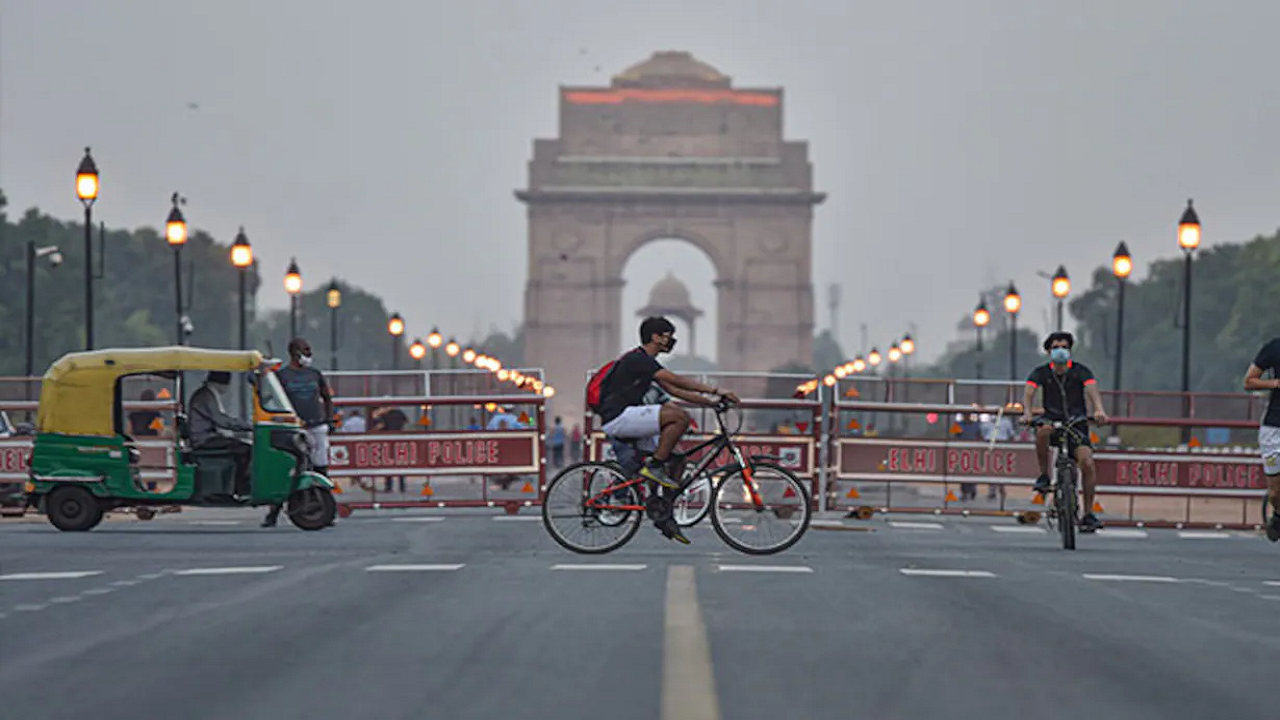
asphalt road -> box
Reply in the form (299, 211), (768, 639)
(1, 508), (1277, 720)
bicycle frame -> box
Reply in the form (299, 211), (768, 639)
(582, 409), (761, 513)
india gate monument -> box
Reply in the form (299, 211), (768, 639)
(517, 51), (825, 416)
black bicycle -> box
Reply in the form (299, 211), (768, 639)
(541, 400), (811, 555)
(1030, 416), (1095, 551)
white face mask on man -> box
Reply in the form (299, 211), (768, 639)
(297, 354), (313, 368)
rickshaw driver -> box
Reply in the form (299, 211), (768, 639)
(189, 371), (254, 495)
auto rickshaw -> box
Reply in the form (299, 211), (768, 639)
(24, 347), (337, 531)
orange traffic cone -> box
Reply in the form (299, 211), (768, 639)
(420, 482), (434, 497)
(845, 486), (861, 499)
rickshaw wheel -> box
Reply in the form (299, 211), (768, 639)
(46, 486), (104, 532)
(287, 488), (336, 531)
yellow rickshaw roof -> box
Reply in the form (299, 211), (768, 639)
(37, 346), (265, 437)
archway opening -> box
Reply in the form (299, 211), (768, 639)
(620, 238), (719, 369)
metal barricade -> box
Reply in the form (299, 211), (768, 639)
(331, 394), (547, 516)
(827, 378), (1269, 529)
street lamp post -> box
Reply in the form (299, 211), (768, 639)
(973, 299), (990, 405)
(1051, 265), (1070, 331)
(1004, 283), (1022, 382)
(165, 195), (188, 345)
(409, 338), (426, 368)
(445, 338), (460, 427)
(388, 313), (405, 370)
(1112, 242), (1133, 406)
(76, 148), (99, 350)
(1178, 200), (1201, 443)
(326, 281), (341, 371)
(230, 228), (253, 351)
(284, 259), (302, 339)
(25, 242), (63, 396)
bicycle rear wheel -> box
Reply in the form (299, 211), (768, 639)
(542, 462), (643, 554)
(710, 462), (811, 555)
(1057, 466), (1077, 551)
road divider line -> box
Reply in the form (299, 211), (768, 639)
(1178, 531), (1232, 539)
(48, 596), (82, 604)
(663, 565), (721, 720)
(391, 517), (446, 523)
(1263, 581), (1280, 587)
(1095, 529), (1148, 538)
(109, 580), (139, 587)
(81, 588), (114, 595)
(717, 565), (813, 574)
(136, 572), (167, 580)
(12, 604), (46, 612)
(1082, 573), (1179, 583)
(492, 516), (541, 522)
(1260, 595), (1280, 601)
(552, 564), (647, 571)
(172, 566), (283, 576)
(890, 521), (944, 530)
(189, 521), (243, 526)
(364, 564), (465, 572)
(899, 569), (996, 578)
(991, 526), (1047, 534)
(0, 571), (103, 581)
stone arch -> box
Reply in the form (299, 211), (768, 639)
(517, 51), (825, 418)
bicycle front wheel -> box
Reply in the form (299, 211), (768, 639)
(710, 462), (811, 555)
(542, 462), (643, 554)
(1057, 467), (1077, 551)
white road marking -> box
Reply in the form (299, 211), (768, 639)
(82, 588), (114, 595)
(662, 565), (720, 720)
(1178, 531), (1232, 539)
(12, 604), (46, 612)
(172, 566), (283, 576)
(1263, 581), (1280, 587)
(899, 569), (996, 578)
(48, 596), (82, 604)
(1083, 573), (1180, 583)
(364, 564), (465, 572)
(391, 517), (446, 523)
(890, 521), (944, 530)
(552, 564), (648, 571)
(0, 571), (103, 581)
(1095, 529), (1148, 538)
(190, 521), (242, 526)
(492, 516), (540, 522)
(110, 580), (139, 587)
(1260, 595), (1280, 601)
(136, 572), (167, 580)
(716, 565), (813, 574)
(991, 526), (1047, 534)
(810, 519), (847, 528)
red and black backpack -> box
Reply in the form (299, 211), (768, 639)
(585, 357), (621, 414)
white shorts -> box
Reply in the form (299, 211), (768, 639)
(602, 405), (661, 453)
(1260, 426), (1280, 476)
(304, 424), (330, 469)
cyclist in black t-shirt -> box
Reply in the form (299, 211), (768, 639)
(1242, 337), (1280, 541)
(1020, 332), (1109, 532)
(595, 316), (740, 544)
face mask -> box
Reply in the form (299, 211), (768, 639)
(1049, 347), (1071, 364)
(297, 354), (313, 368)
(664, 336), (678, 353)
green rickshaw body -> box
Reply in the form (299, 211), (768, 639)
(25, 346), (337, 530)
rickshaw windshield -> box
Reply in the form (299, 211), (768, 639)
(257, 371), (296, 414)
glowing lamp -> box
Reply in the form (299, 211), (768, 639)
(230, 228), (253, 268)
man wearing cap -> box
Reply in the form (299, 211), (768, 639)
(189, 371), (253, 496)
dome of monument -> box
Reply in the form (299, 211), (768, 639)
(647, 272), (695, 310)
(613, 51), (730, 87)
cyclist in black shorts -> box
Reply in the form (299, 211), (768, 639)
(1020, 332), (1109, 532)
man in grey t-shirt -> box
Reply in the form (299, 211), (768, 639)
(263, 337), (334, 527)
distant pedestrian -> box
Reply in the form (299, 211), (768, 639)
(549, 416), (566, 468)
(569, 423), (582, 463)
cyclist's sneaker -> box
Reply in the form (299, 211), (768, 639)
(1266, 512), (1280, 542)
(657, 518), (691, 545)
(640, 457), (680, 490)
(1079, 513), (1103, 533)
(1033, 474), (1052, 494)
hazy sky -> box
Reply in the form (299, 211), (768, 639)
(3, 0), (1278, 364)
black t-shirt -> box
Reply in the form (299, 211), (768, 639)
(1252, 338), (1280, 427)
(597, 347), (663, 423)
(276, 365), (330, 427)
(1026, 361), (1096, 419)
